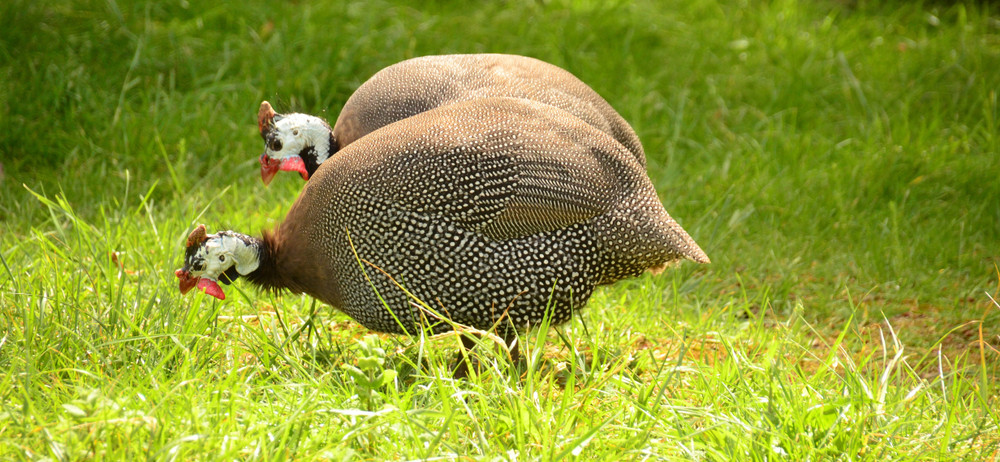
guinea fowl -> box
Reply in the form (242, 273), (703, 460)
(258, 53), (645, 184)
(178, 97), (708, 362)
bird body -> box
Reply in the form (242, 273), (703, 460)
(334, 54), (645, 165)
(180, 98), (708, 336)
(259, 54), (645, 183)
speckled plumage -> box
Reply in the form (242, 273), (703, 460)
(260, 54), (647, 180)
(245, 97), (709, 335)
(336, 54), (644, 166)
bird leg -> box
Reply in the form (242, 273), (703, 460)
(451, 332), (521, 379)
(451, 334), (480, 379)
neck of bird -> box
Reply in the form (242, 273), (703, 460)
(304, 128), (338, 175)
(327, 131), (339, 157)
(217, 230), (284, 292)
(310, 129), (333, 159)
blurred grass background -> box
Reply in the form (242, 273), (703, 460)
(1, 0), (999, 458)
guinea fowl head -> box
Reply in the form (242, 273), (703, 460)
(257, 101), (334, 185)
(175, 225), (261, 300)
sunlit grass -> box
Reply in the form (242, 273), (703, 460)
(2, 0), (998, 459)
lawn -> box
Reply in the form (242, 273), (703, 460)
(1, 0), (999, 459)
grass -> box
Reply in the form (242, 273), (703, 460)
(1, 0), (999, 459)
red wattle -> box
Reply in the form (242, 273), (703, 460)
(278, 156), (309, 180)
(197, 278), (226, 300)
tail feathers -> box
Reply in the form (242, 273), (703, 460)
(657, 215), (710, 265)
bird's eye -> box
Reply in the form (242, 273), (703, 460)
(292, 129), (299, 136)
(270, 139), (282, 151)
(219, 255), (226, 262)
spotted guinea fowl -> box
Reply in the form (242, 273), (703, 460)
(179, 97), (708, 348)
(258, 53), (645, 184)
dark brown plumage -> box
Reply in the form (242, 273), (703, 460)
(180, 97), (708, 338)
